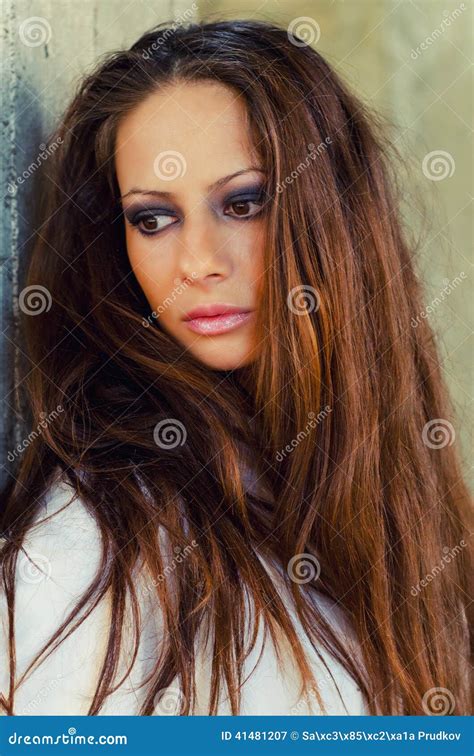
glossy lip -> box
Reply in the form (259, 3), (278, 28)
(183, 305), (254, 336)
(183, 303), (252, 321)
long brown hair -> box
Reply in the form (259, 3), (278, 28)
(1, 19), (471, 715)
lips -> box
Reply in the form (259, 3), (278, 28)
(182, 303), (254, 336)
(183, 303), (252, 321)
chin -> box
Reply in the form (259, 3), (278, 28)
(190, 343), (256, 371)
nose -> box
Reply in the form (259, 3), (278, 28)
(177, 212), (230, 284)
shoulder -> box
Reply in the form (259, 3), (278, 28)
(189, 553), (368, 715)
(21, 469), (102, 566)
(289, 589), (368, 715)
(246, 559), (368, 715)
(12, 470), (104, 608)
(0, 470), (109, 714)
(0, 470), (173, 715)
(1, 467), (103, 600)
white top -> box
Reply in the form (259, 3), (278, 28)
(0, 472), (368, 716)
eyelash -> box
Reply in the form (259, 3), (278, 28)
(127, 192), (266, 238)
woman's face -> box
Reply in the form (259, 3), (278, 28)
(115, 80), (266, 371)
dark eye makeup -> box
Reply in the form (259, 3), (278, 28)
(123, 185), (269, 238)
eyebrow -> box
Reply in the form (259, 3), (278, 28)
(119, 167), (265, 200)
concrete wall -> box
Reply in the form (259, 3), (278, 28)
(1, 0), (472, 489)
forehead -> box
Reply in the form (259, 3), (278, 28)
(114, 80), (260, 190)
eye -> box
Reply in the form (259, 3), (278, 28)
(224, 192), (266, 220)
(129, 212), (178, 236)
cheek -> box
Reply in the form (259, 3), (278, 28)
(238, 222), (266, 287)
(126, 234), (171, 304)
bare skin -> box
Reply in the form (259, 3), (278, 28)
(115, 80), (266, 371)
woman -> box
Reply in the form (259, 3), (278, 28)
(0, 19), (471, 716)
